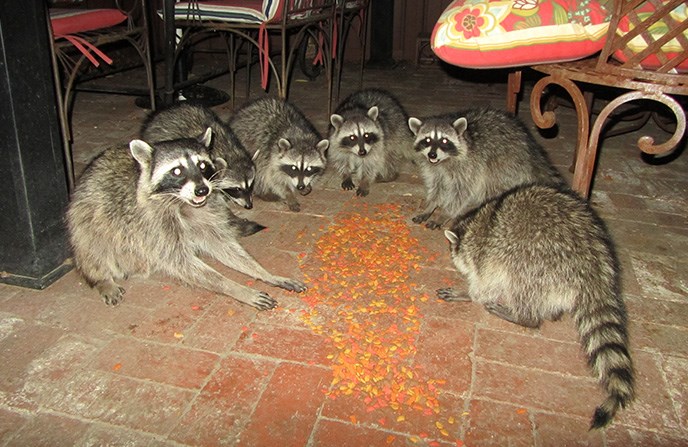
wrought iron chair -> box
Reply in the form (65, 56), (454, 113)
(508, 0), (688, 198)
(332, 0), (370, 102)
(48, 0), (156, 191)
(170, 0), (337, 110)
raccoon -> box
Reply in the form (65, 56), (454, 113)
(66, 129), (306, 310)
(141, 103), (258, 210)
(228, 97), (329, 212)
(141, 103), (264, 236)
(328, 88), (412, 196)
(408, 108), (564, 229)
(439, 183), (634, 429)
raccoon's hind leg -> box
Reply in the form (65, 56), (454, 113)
(484, 302), (542, 329)
(437, 288), (471, 302)
(94, 279), (125, 306)
(78, 264), (126, 306)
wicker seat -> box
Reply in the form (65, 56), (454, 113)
(507, 0), (688, 198)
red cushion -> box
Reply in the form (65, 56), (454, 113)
(50, 8), (127, 35)
(432, 0), (612, 69)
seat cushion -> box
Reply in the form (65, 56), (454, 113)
(173, 0), (283, 24)
(432, 0), (612, 69)
(50, 8), (127, 35)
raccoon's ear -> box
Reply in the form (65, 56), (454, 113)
(129, 139), (153, 166)
(214, 157), (227, 170)
(330, 114), (344, 130)
(251, 149), (261, 161)
(199, 127), (213, 148)
(452, 118), (468, 135)
(316, 139), (329, 156)
(408, 117), (422, 136)
(444, 230), (459, 245)
(367, 106), (379, 121)
(277, 138), (291, 156)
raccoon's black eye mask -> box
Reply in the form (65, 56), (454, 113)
(198, 161), (216, 179)
(414, 137), (458, 155)
(341, 133), (378, 147)
(280, 165), (323, 177)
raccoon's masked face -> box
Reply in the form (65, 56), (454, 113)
(277, 139), (328, 195)
(218, 165), (256, 209)
(131, 129), (217, 208)
(152, 153), (217, 207)
(330, 107), (381, 157)
(408, 117), (467, 165)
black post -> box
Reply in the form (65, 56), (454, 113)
(0, 2), (72, 288)
(367, 0), (395, 68)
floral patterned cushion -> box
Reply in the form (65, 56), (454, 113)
(432, 0), (612, 69)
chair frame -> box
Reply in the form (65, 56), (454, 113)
(49, 0), (156, 191)
(333, 0), (370, 103)
(507, 0), (688, 198)
(170, 0), (337, 110)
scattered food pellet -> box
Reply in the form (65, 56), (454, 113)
(298, 202), (452, 439)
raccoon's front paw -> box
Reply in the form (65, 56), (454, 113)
(356, 187), (369, 197)
(437, 288), (471, 302)
(249, 292), (278, 311)
(101, 285), (126, 306)
(412, 213), (431, 224)
(273, 277), (307, 293)
(425, 221), (443, 230)
(287, 201), (302, 212)
(341, 178), (355, 190)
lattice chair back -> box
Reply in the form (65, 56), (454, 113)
(595, 0), (688, 91)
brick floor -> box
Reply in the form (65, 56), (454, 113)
(0, 55), (686, 447)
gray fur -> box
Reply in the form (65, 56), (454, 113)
(440, 184), (634, 429)
(66, 135), (306, 310)
(228, 97), (328, 212)
(328, 88), (412, 196)
(408, 108), (564, 228)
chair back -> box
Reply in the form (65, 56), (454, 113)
(596, 0), (688, 93)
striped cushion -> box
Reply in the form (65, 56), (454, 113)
(174, 0), (283, 24)
(50, 8), (127, 35)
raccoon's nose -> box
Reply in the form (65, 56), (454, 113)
(428, 151), (437, 160)
(244, 199), (253, 210)
(297, 184), (305, 190)
(358, 148), (367, 156)
(195, 185), (210, 197)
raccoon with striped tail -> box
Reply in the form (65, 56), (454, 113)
(141, 102), (264, 236)
(328, 88), (412, 196)
(66, 128), (306, 310)
(439, 183), (634, 429)
(228, 97), (329, 212)
(408, 108), (564, 229)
